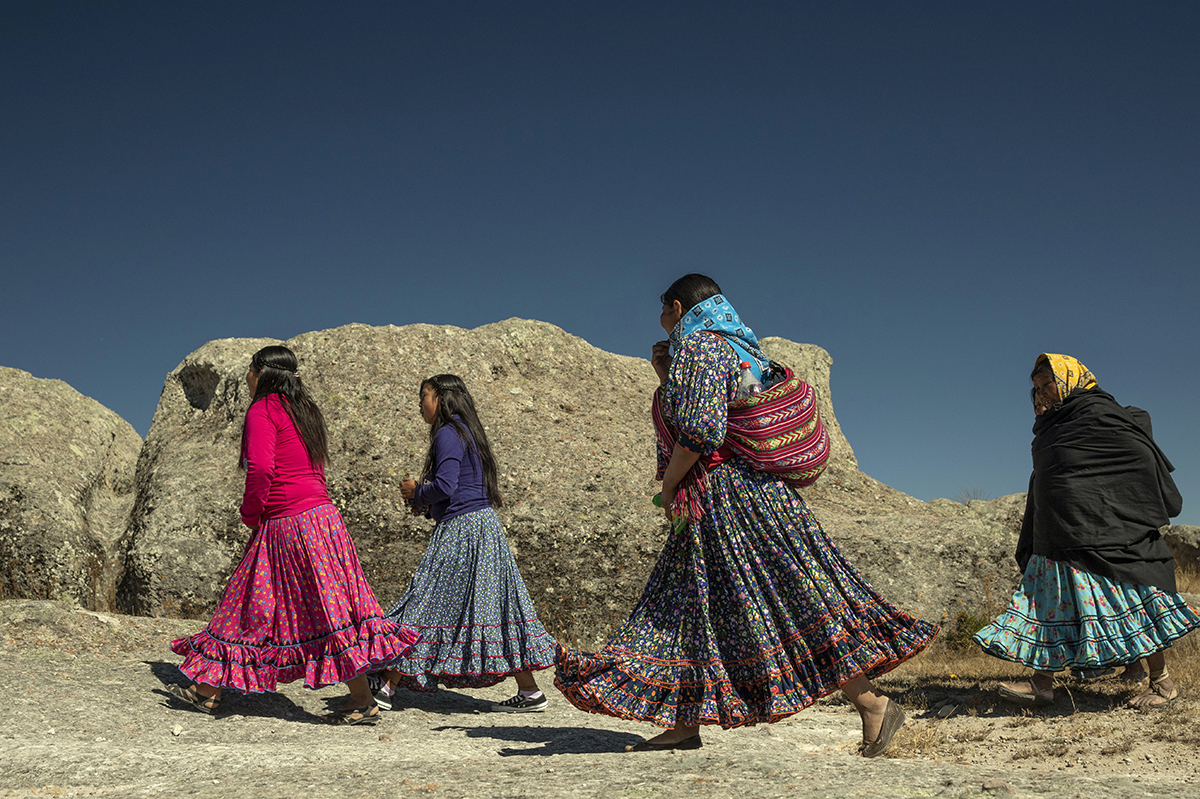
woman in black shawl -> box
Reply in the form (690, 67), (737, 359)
(973, 353), (1199, 709)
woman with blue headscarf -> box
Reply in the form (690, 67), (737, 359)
(555, 274), (938, 756)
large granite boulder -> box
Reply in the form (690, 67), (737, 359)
(0, 367), (141, 609)
(1163, 525), (1200, 572)
(117, 321), (1023, 647)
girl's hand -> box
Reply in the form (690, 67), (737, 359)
(652, 340), (672, 385)
(400, 477), (417, 501)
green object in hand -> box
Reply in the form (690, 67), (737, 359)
(652, 492), (662, 508)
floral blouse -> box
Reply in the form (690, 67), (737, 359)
(658, 333), (741, 466)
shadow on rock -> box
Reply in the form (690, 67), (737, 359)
(433, 724), (642, 756)
(385, 688), (499, 715)
(145, 660), (311, 722)
(145, 659), (186, 685)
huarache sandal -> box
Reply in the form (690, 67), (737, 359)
(859, 698), (906, 758)
(166, 683), (221, 715)
(324, 703), (380, 726)
(1128, 677), (1178, 710)
(625, 734), (702, 752)
(998, 680), (1054, 706)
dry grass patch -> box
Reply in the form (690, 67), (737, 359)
(1177, 564), (1200, 594)
(1147, 702), (1200, 743)
(885, 721), (963, 759)
(1100, 735), (1137, 755)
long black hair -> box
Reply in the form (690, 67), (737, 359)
(240, 345), (330, 468)
(660, 273), (723, 311)
(419, 374), (503, 508)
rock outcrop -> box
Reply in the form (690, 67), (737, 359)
(0, 367), (142, 609)
(1163, 525), (1200, 573)
(115, 321), (1024, 647)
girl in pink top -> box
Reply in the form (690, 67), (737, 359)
(169, 345), (417, 725)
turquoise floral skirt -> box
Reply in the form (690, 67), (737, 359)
(973, 554), (1200, 671)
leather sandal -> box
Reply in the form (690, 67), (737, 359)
(324, 703), (380, 726)
(1128, 678), (1178, 710)
(166, 684), (220, 715)
(998, 679), (1054, 706)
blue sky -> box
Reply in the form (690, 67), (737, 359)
(2, 2), (1197, 522)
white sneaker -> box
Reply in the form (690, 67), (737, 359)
(490, 692), (548, 712)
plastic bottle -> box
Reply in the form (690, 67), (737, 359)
(736, 361), (763, 399)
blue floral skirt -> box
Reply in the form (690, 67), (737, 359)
(380, 507), (556, 691)
(973, 554), (1200, 671)
(554, 462), (939, 729)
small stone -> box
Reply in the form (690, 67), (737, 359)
(937, 704), (957, 719)
(982, 778), (1014, 794)
(378, 733), (394, 741)
(172, 725), (182, 737)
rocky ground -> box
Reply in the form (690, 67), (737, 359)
(2, 600), (1197, 799)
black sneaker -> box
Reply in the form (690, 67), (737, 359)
(491, 692), (548, 713)
(367, 674), (394, 711)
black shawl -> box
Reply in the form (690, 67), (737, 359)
(1015, 388), (1182, 592)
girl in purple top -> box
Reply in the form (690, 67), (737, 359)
(372, 374), (557, 711)
(168, 345), (416, 725)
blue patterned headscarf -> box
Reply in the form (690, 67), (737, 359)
(670, 293), (769, 377)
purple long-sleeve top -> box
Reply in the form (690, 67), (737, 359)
(413, 419), (492, 523)
(239, 394), (331, 529)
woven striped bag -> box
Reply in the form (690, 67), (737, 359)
(652, 364), (830, 522)
(723, 364), (830, 488)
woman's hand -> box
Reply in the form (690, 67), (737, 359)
(400, 477), (417, 501)
(660, 484), (677, 521)
(660, 443), (702, 522)
(652, 340), (673, 385)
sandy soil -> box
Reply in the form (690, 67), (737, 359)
(1, 599), (1196, 799)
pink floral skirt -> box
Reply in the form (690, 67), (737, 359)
(170, 503), (417, 692)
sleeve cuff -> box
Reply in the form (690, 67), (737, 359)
(676, 431), (710, 454)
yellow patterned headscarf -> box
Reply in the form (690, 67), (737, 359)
(1035, 353), (1097, 401)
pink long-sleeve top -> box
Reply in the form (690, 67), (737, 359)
(239, 394), (331, 529)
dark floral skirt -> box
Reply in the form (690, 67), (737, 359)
(555, 463), (939, 729)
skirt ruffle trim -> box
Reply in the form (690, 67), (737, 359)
(974, 594), (1200, 671)
(554, 620), (937, 730)
(170, 616), (419, 692)
(384, 625), (558, 692)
